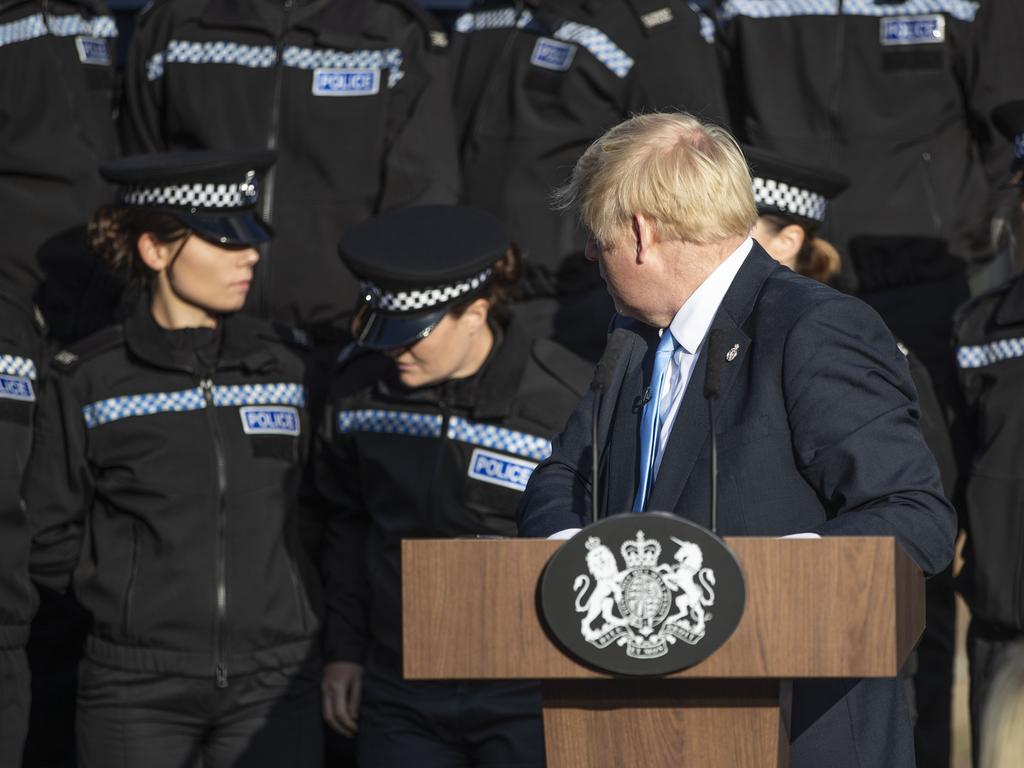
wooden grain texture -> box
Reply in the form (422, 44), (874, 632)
(402, 537), (924, 680)
(541, 679), (788, 768)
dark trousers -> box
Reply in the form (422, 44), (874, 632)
(76, 658), (323, 768)
(967, 620), (1024, 767)
(0, 647), (30, 767)
(357, 662), (545, 768)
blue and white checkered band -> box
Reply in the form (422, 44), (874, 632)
(1014, 134), (1024, 162)
(360, 268), (493, 313)
(82, 382), (305, 428)
(447, 417), (552, 461)
(689, 3), (717, 43)
(336, 409), (444, 438)
(119, 172), (259, 212)
(145, 41), (405, 87)
(719, 0), (978, 23)
(454, 8), (634, 78)
(752, 176), (827, 222)
(0, 354), (37, 380)
(0, 13), (117, 50)
(957, 338), (1024, 369)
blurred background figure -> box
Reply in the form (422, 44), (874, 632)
(744, 145), (847, 284)
(451, 0), (728, 361)
(318, 205), (591, 767)
(24, 152), (323, 768)
(953, 99), (1024, 768)
(977, 644), (1024, 768)
(120, 0), (460, 350)
(0, 0), (121, 344)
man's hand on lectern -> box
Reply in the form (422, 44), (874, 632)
(322, 660), (364, 737)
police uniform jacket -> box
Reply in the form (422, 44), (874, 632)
(452, 0), (727, 298)
(0, 0), (119, 336)
(0, 292), (45, 650)
(121, 0), (460, 337)
(24, 303), (321, 685)
(317, 313), (591, 666)
(954, 274), (1024, 632)
(716, 0), (1010, 292)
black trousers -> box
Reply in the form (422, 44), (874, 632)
(0, 647), (30, 767)
(967, 621), (1024, 767)
(76, 658), (323, 768)
(357, 661), (545, 768)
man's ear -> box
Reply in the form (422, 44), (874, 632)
(633, 213), (657, 263)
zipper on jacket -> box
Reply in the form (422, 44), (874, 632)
(919, 152), (944, 234)
(252, 0), (294, 318)
(201, 377), (230, 689)
(284, 551), (308, 635)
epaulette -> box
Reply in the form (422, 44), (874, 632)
(264, 323), (312, 351)
(52, 325), (125, 372)
(953, 276), (1016, 329)
(532, 338), (594, 397)
(380, 0), (449, 51)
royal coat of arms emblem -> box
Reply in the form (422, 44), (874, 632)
(572, 531), (716, 659)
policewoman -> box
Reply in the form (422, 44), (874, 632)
(23, 152), (322, 768)
(317, 205), (591, 766)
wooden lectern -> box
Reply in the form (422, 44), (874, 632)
(402, 537), (924, 768)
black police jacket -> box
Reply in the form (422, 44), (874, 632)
(717, 0), (1010, 291)
(121, 0), (460, 337)
(953, 274), (1024, 631)
(0, 292), (45, 649)
(452, 0), (728, 298)
(0, 0), (119, 339)
(316, 314), (591, 664)
(24, 304), (322, 684)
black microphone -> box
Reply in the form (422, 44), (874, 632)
(703, 329), (727, 534)
(590, 330), (631, 523)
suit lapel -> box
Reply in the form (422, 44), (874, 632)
(646, 243), (778, 516)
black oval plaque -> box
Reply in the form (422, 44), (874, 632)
(540, 512), (746, 676)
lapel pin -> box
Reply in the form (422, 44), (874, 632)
(726, 343), (739, 362)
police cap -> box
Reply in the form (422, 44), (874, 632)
(100, 151), (275, 246)
(991, 101), (1024, 184)
(338, 205), (509, 350)
(743, 146), (849, 225)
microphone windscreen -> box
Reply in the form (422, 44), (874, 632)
(703, 328), (726, 400)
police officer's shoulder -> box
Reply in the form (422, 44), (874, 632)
(374, 0), (448, 51)
(530, 338), (593, 398)
(954, 273), (1024, 336)
(134, 0), (203, 30)
(622, 0), (708, 37)
(51, 325), (125, 374)
(259, 322), (312, 353)
(331, 346), (391, 400)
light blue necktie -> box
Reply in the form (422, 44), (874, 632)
(632, 330), (676, 512)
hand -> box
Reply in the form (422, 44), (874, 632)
(322, 660), (364, 737)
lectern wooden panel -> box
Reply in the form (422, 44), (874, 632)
(402, 537), (923, 767)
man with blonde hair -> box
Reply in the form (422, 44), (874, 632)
(518, 113), (956, 767)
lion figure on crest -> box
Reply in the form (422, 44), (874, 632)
(661, 538), (716, 634)
(573, 538), (626, 640)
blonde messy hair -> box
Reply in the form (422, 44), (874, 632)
(555, 113), (757, 246)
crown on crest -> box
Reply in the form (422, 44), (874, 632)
(621, 530), (660, 568)
(585, 536), (602, 551)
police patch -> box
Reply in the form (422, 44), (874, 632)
(530, 37), (576, 72)
(880, 15), (945, 46)
(75, 36), (111, 65)
(311, 67), (380, 96)
(240, 406), (300, 436)
(0, 375), (35, 403)
(467, 448), (537, 492)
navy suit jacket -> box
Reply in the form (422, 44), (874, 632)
(518, 243), (956, 768)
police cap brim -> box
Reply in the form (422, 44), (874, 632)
(353, 307), (447, 350)
(181, 211), (273, 246)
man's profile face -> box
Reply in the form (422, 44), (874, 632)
(585, 224), (649, 320)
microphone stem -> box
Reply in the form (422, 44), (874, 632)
(709, 397), (718, 534)
(591, 387), (601, 523)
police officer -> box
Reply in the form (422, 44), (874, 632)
(317, 205), (591, 766)
(451, 0), (728, 361)
(120, 0), (460, 346)
(0, 290), (46, 766)
(23, 152), (323, 768)
(0, 0), (120, 342)
(953, 100), (1024, 768)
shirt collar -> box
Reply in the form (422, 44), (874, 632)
(667, 237), (752, 354)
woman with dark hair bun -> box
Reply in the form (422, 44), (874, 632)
(318, 205), (592, 766)
(23, 151), (323, 768)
